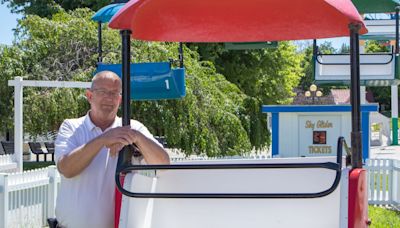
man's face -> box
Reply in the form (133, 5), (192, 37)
(86, 78), (122, 118)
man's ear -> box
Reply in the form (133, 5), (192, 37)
(118, 95), (122, 105)
(86, 89), (93, 102)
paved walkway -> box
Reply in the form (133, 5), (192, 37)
(370, 145), (400, 160)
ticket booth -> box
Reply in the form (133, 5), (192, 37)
(262, 105), (378, 160)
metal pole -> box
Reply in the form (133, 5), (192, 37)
(312, 39), (317, 86)
(98, 22), (102, 63)
(179, 42), (184, 68)
(119, 30), (134, 164)
(349, 23), (362, 168)
(312, 39), (317, 56)
(396, 7), (399, 54)
(121, 30), (131, 126)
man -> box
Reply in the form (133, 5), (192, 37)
(54, 71), (170, 228)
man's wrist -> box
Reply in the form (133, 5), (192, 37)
(92, 134), (107, 148)
(132, 130), (145, 145)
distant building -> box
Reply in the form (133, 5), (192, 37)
(292, 88), (375, 105)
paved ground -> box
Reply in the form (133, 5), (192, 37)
(370, 145), (400, 160)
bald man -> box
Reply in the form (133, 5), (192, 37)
(54, 71), (169, 228)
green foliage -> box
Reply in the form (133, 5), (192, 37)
(188, 42), (303, 149)
(338, 43), (350, 54)
(1, 6), (304, 156)
(129, 42), (252, 156)
(1, 0), (109, 18)
(0, 8), (98, 137)
(318, 41), (336, 54)
(368, 205), (400, 228)
(23, 161), (55, 171)
(298, 45), (313, 90)
(191, 42), (302, 104)
(1, 9), (254, 156)
(0, 45), (26, 135)
(365, 40), (390, 53)
(298, 41), (345, 94)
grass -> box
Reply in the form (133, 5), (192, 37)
(23, 161), (55, 171)
(369, 205), (400, 228)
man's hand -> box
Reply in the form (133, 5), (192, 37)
(101, 126), (170, 165)
(100, 126), (140, 157)
(108, 143), (124, 157)
(100, 126), (136, 146)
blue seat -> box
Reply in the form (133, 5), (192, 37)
(96, 62), (185, 100)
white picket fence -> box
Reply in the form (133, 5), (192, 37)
(0, 166), (60, 228)
(0, 155), (18, 173)
(365, 158), (400, 206)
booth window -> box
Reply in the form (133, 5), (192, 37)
(313, 131), (327, 144)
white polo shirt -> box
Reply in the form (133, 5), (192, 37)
(55, 114), (160, 228)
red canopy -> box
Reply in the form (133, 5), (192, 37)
(109, 0), (367, 42)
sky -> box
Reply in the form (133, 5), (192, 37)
(319, 37), (349, 48)
(0, 3), (21, 45)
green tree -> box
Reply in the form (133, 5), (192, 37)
(365, 40), (390, 53)
(338, 43), (350, 54)
(188, 42), (303, 149)
(1, 0), (110, 18)
(0, 45), (25, 138)
(1, 8), (253, 156)
(298, 41), (338, 93)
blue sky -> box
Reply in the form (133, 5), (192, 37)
(0, 3), (21, 45)
(319, 37), (349, 48)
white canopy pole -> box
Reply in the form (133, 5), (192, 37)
(360, 86), (366, 104)
(8, 77), (91, 172)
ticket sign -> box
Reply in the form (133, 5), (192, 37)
(299, 116), (341, 157)
(262, 105), (378, 160)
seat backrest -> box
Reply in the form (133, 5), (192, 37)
(96, 62), (186, 100)
(120, 157), (348, 228)
(1, 141), (14, 155)
(28, 142), (44, 154)
(44, 142), (55, 154)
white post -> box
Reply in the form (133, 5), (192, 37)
(7, 79), (91, 172)
(360, 86), (366, 104)
(47, 166), (57, 218)
(14, 77), (23, 172)
(394, 160), (400, 204)
(0, 174), (9, 228)
(392, 85), (399, 118)
(388, 160), (394, 204)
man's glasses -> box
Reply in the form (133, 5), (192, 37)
(91, 89), (121, 98)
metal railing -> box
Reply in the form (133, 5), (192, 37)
(115, 137), (346, 199)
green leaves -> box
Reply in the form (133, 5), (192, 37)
(1, 7), (304, 156)
(0, 9), (254, 156)
(189, 42), (304, 150)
